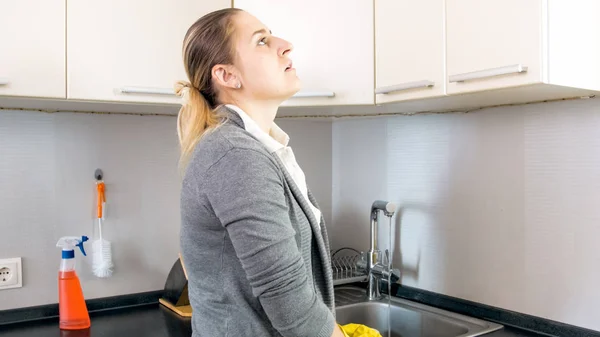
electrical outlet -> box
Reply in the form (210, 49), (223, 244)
(0, 257), (22, 290)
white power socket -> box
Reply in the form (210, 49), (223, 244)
(0, 257), (22, 290)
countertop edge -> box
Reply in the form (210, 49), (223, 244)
(383, 282), (600, 337)
(0, 290), (163, 326)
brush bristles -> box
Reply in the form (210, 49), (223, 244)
(92, 239), (113, 278)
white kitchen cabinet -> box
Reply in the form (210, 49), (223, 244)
(446, 0), (542, 94)
(446, 0), (600, 96)
(67, 0), (230, 104)
(375, 0), (445, 104)
(0, 0), (65, 99)
(1, 0), (598, 117)
(234, 0), (374, 107)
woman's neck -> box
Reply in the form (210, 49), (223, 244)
(234, 101), (279, 134)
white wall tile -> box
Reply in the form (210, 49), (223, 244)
(0, 110), (332, 311)
(332, 98), (600, 331)
(0, 110), (181, 309)
(3, 97), (600, 331)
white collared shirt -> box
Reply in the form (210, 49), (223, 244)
(226, 104), (322, 226)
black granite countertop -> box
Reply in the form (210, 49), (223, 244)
(0, 302), (545, 337)
(0, 304), (190, 337)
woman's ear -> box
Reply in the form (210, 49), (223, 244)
(212, 64), (241, 89)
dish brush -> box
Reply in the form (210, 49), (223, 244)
(93, 172), (113, 278)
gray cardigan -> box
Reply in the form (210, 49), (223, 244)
(179, 107), (336, 337)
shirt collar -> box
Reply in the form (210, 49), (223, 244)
(225, 104), (290, 153)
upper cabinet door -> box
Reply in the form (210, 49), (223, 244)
(234, 0), (374, 107)
(67, 0), (230, 104)
(446, 0), (544, 94)
(375, 0), (445, 104)
(0, 0), (65, 99)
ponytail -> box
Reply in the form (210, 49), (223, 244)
(175, 80), (221, 171)
(175, 7), (242, 172)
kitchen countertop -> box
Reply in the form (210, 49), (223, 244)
(0, 304), (190, 337)
(0, 302), (545, 337)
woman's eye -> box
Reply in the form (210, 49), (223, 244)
(258, 37), (267, 46)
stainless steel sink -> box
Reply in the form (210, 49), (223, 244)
(334, 286), (503, 337)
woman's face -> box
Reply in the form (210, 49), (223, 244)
(231, 11), (300, 102)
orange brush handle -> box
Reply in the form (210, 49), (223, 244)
(96, 182), (105, 219)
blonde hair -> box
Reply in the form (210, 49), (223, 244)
(175, 8), (242, 170)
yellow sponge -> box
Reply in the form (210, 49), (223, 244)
(339, 323), (383, 337)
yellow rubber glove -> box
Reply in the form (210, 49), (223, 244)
(338, 323), (383, 337)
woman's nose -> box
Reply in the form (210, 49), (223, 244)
(278, 38), (293, 57)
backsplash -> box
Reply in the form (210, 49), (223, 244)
(2, 99), (599, 332)
(331, 98), (600, 331)
(0, 110), (181, 310)
(0, 110), (331, 311)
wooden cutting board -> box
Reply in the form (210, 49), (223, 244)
(159, 298), (192, 317)
(159, 254), (192, 317)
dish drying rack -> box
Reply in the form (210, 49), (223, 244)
(330, 247), (368, 286)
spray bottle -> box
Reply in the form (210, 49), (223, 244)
(56, 236), (91, 330)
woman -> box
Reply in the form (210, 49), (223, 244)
(175, 8), (347, 337)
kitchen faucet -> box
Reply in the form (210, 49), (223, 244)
(357, 200), (401, 300)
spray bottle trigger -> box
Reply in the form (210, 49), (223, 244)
(77, 236), (89, 256)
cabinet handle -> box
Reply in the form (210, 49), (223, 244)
(375, 80), (434, 94)
(119, 86), (175, 95)
(0, 78), (9, 86)
(449, 64), (528, 83)
(292, 91), (335, 98)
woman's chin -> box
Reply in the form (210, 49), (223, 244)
(289, 78), (302, 94)
(277, 81), (302, 101)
